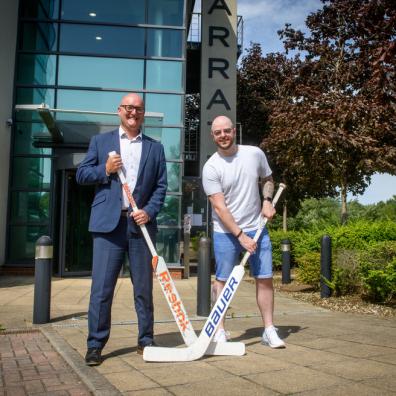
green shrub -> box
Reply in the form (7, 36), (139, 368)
(295, 251), (321, 287)
(268, 230), (299, 270)
(325, 249), (361, 296)
(360, 259), (396, 302)
(190, 231), (206, 252)
(327, 220), (396, 250)
(358, 241), (396, 270)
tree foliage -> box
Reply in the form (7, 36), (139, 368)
(237, 0), (396, 221)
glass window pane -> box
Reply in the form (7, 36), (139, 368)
(12, 157), (52, 189)
(16, 54), (56, 85)
(8, 225), (49, 261)
(19, 23), (58, 51)
(57, 89), (123, 113)
(157, 195), (180, 226)
(146, 93), (182, 125)
(14, 122), (52, 155)
(61, 0), (145, 24)
(15, 88), (55, 122)
(60, 24), (144, 57)
(19, 0), (59, 19)
(146, 60), (182, 91)
(148, 0), (184, 26)
(166, 162), (181, 192)
(10, 192), (50, 223)
(145, 127), (181, 160)
(58, 56), (144, 90)
(156, 228), (180, 264)
(147, 28), (183, 57)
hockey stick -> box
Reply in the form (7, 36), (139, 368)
(143, 183), (286, 362)
(109, 151), (245, 356)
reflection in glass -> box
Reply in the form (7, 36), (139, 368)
(57, 89), (123, 114)
(58, 56), (144, 90)
(14, 123), (52, 155)
(15, 88), (55, 122)
(147, 28), (183, 58)
(19, 23), (58, 51)
(12, 157), (52, 189)
(19, 0), (59, 19)
(166, 162), (181, 192)
(9, 225), (49, 261)
(17, 54), (56, 86)
(148, 0), (184, 26)
(64, 172), (94, 272)
(11, 192), (50, 223)
(146, 60), (182, 91)
(145, 127), (181, 160)
(156, 228), (180, 264)
(157, 195), (180, 226)
(61, 0), (145, 24)
(146, 93), (182, 125)
(60, 24), (145, 57)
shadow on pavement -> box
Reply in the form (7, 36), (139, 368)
(103, 346), (138, 359)
(233, 325), (304, 345)
(50, 312), (88, 323)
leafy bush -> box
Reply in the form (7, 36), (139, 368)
(324, 249), (361, 296)
(295, 252), (321, 287)
(358, 241), (396, 269)
(360, 259), (396, 302)
(327, 220), (396, 250)
(268, 230), (299, 269)
(190, 231), (206, 252)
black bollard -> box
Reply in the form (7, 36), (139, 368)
(320, 235), (332, 298)
(33, 236), (53, 324)
(197, 237), (211, 316)
(281, 239), (291, 284)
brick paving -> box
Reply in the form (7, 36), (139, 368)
(0, 330), (91, 396)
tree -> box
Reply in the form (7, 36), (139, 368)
(262, 0), (396, 223)
(237, 44), (300, 146)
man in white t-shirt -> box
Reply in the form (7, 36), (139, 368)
(202, 115), (285, 348)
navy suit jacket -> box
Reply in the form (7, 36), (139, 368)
(76, 129), (167, 234)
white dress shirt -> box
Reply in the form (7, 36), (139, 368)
(119, 127), (142, 210)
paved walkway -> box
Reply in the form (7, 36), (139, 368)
(0, 275), (395, 395)
(0, 329), (91, 395)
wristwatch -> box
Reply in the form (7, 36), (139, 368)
(264, 197), (273, 202)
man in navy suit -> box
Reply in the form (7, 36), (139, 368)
(76, 93), (167, 365)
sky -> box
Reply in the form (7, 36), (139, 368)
(194, 0), (396, 205)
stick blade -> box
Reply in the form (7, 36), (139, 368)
(143, 345), (201, 362)
(206, 341), (245, 356)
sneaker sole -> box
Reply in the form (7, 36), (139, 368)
(86, 360), (102, 366)
(262, 339), (286, 349)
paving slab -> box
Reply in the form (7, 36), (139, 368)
(0, 275), (395, 396)
(0, 329), (92, 395)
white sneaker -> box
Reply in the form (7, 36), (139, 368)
(262, 326), (285, 348)
(213, 329), (228, 343)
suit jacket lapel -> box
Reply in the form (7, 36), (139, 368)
(111, 129), (121, 157)
(137, 135), (151, 182)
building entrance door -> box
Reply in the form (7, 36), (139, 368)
(58, 169), (94, 276)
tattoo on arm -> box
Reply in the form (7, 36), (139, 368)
(262, 180), (274, 199)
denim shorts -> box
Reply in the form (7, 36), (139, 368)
(213, 229), (273, 281)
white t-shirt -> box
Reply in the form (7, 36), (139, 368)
(202, 145), (272, 233)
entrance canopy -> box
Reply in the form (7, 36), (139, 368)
(15, 104), (164, 148)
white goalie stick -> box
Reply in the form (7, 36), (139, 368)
(108, 151), (244, 357)
(143, 183), (286, 362)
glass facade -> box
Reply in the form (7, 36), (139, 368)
(9, 0), (186, 267)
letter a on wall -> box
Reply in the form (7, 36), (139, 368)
(200, 0), (237, 172)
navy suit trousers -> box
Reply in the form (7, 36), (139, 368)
(87, 216), (154, 349)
